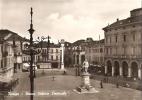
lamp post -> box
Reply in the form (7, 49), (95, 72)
(47, 36), (50, 67)
(22, 7), (40, 100)
(28, 7), (35, 100)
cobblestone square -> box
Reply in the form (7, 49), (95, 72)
(4, 70), (142, 100)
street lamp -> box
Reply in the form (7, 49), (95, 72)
(22, 7), (40, 100)
(47, 36), (50, 67)
(28, 7), (34, 100)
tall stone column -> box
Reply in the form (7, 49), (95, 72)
(112, 66), (114, 76)
(119, 66), (122, 76)
(105, 66), (107, 75)
(138, 67), (141, 80)
(128, 66), (131, 77)
(61, 39), (65, 70)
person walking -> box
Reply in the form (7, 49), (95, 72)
(100, 80), (103, 88)
(75, 65), (78, 76)
(116, 82), (119, 88)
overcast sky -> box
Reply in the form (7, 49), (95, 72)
(0, 0), (141, 43)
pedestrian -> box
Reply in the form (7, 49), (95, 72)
(52, 76), (55, 81)
(116, 82), (119, 88)
(78, 66), (80, 76)
(104, 78), (106, 83)
(75, 66), (78, 76)
(100, 80), (103, 88)
(63, 70), (67, 75)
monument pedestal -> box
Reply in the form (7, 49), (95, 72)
(76, 72), (98, 93)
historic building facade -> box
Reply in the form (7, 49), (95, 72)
(85, 39), (105, 66)
(66, 38), (105, 67)
(71, 39), (86, 66)
(0, 40), (14, 79)
(103, 8), (142, 79)
(0, 29), (29, 80)
(0, 29), (28, 72)
(35, 44), (61, 69)
(23, 40), (65, 70)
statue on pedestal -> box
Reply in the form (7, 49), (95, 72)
(75, 59), (98, 93)
(82, 59), (89, 73)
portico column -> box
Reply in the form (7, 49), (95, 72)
(138, 66), (141, 80)
(105, 65), (107, 75)
(112, 66), (114, 76)
(128, 66), (131, 77)
(119, 66), (122, 76)
(61, 39), (65, 70)
(73, 54), (76, 64)
(74, 55), (76, 64)
(79, 54), (81, 65)
(75, 55), (77, 64)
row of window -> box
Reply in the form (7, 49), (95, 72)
(86, 56), (104, 63)
(106, 33), (136, 43)
(37, 49), (60, 54)
(23, 55), (60, 62)
(105, 25), (136, 32)
(0, 58), (13, 68)
(87, 48), (103, 53)
(106, 47), (137, 55)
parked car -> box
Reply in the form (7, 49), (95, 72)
(22, 63), (37, 72)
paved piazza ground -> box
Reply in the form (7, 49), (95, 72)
(4, 69), (142, 100)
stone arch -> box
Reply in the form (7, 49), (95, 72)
(106, 60), (112, 76)
(131, 62), (138, 78)
(81, 55), (85, 64)
(114, 61), (120, 76)
(122, 61), (128, 77)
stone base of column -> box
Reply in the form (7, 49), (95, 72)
(128, 67), (131, 78)
(61, 64), (65, 70)
(119, 67), (122, 76)
(104, 66), (107, 75)
(138, 69), (141, 80)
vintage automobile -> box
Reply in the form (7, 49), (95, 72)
(22, 63), (37, 72)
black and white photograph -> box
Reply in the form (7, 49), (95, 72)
(0, 0), (142, 100)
